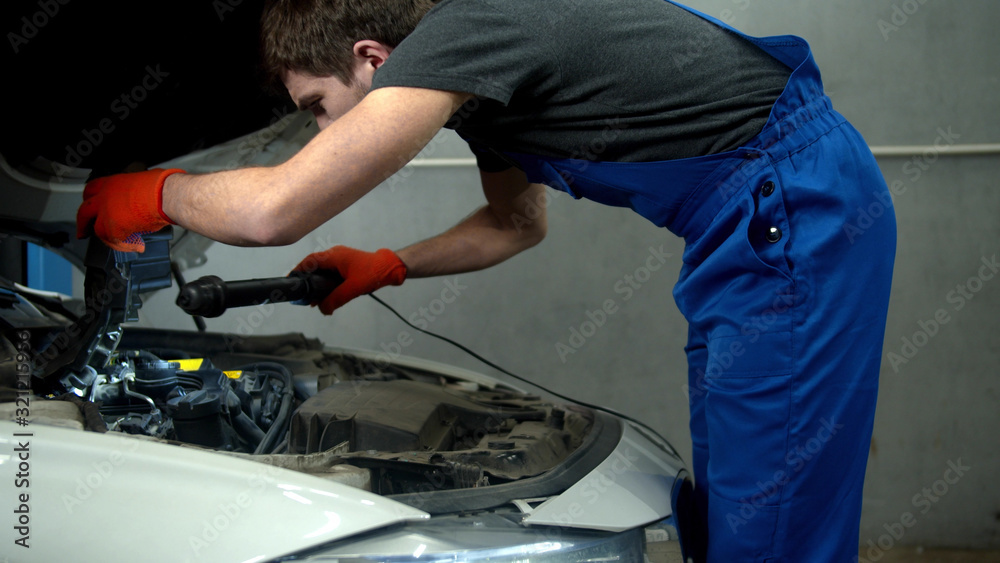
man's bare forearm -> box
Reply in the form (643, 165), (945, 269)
(162, 166), (291, 246)
(161, 160), (359, 247)
(160, 87), (470, 247)
(396, 206), (542, 277)
(398, 175), (548, 278)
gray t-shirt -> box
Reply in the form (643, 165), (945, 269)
(372, 0), (792, 170)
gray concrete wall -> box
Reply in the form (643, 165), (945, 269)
(137, 0), (1000, 549)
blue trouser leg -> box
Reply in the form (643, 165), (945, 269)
(675, 116), (896, 562)
(686, 327), (710, 561)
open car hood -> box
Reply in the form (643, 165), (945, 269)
(1, 0), (316, 268)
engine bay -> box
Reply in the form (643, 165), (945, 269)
(49, 330), (594, 497)
(0, 229), (598, 510)
(81, 354), (294, 454)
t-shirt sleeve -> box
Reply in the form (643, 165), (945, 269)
(467, 140), (514, 173)
(371, 0), (555, 106)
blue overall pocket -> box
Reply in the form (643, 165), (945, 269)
(744, 175), (794, 283)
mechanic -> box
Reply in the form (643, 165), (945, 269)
(76, 0), (897, 560)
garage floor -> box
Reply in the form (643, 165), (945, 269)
(643, 543), (1000, 562)
(859, 549), (1000, 563)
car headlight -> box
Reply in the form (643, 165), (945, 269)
(284, 512), (646, 562)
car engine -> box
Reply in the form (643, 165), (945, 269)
(0, 229), (598, 510)
(81, 353), (294, 454)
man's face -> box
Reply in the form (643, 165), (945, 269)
(282, 69), (369, 130)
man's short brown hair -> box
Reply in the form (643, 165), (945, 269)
(261, 0), (435, 87)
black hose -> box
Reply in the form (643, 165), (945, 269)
(237, 362), (295, 455)
(225, 389), (264, 448)
(230, 407), (266, 448)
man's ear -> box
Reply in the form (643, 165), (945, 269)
(353, 40), (393, 76)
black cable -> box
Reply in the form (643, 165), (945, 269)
(367, 293), (682, 461)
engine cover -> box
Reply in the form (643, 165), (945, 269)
(289, 379), (544, 455)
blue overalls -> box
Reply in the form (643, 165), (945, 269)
(498, 4), (897, 562)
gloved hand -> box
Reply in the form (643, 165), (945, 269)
(76, 168), (185, 253)
(293, 246), (408, 314)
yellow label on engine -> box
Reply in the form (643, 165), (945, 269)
(169, 358), (205, 371)
(224, 371), (243, 379)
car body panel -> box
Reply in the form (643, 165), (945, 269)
(522, 423), (680, 532)
(295, 513), (647, 560)
(0, 154), (86, 225)
(0, 420), (429, 563)
(317, 346), (683, 534)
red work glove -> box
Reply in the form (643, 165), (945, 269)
(293, 246), (408, 315)
(76, 168), (185, 253)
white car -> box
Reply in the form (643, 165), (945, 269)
(1, 3), (694, 558)
(0, 216), (691, 562)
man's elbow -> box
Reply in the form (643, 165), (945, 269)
(241, 223), (301, 247)
(242, 200), (309, 247)
(517, 216), (547, 250)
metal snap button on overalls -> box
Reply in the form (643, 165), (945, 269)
(766, 226), (782, 243)
(761, 181), (775, 196)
